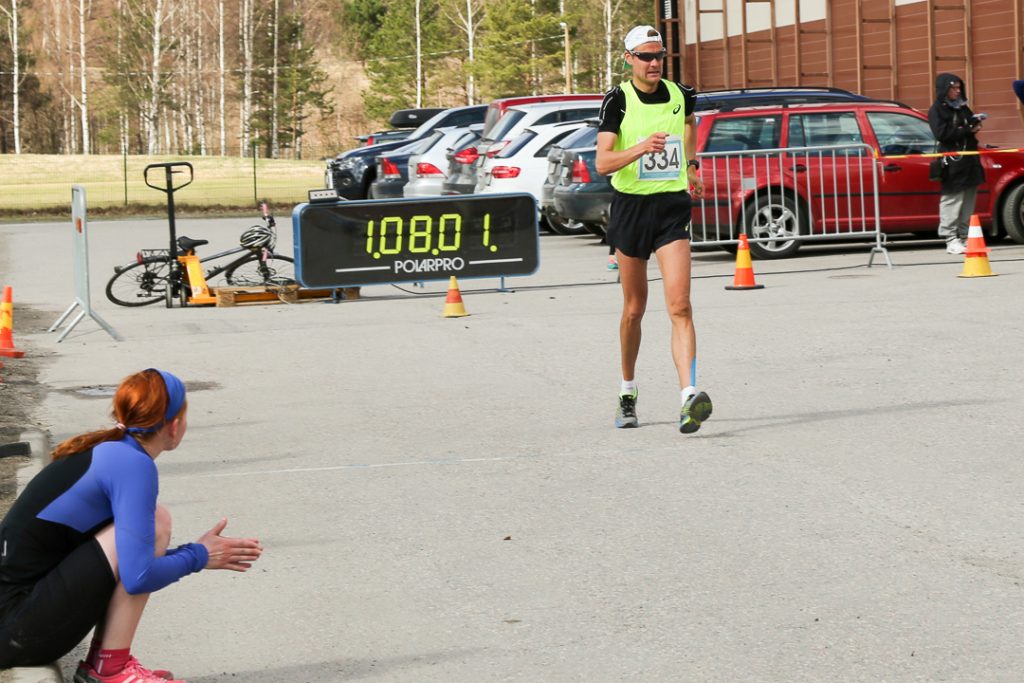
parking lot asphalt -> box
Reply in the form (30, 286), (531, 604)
(1, 215), (1024, 682)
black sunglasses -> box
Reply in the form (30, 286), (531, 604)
(630, 50), (667, 63)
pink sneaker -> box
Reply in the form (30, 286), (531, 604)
(74, 657), (182, 683)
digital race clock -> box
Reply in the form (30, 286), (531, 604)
(292, 194), (540, 288)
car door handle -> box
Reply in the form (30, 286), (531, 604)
(883, 164), (902, 172)
(790, 164), (807, 173)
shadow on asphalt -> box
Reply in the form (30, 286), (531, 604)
(185, 649), (486, 682)
(641, 398), (992, 437)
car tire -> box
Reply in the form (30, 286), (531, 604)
(999, 183), (1024, 244)
(546, 214), (590, 236)
(583, 222), (606, 238)
(742, 193), (805, 259)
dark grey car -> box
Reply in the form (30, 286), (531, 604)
(541, 122), (599, 234)
(326, 105), (486, 200)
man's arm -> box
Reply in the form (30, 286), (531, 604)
(684, 113), (704, 199)
(596, 130), (667, 176)
(683, 113), (698, 163)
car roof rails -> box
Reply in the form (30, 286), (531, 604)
(699, 86), (859, 96)
(695, 86), (870, 113)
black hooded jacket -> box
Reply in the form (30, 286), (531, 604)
(927, 72), (985, 192)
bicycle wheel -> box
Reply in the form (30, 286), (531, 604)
(106, 258), (172, 306)
(224, 253), (296, 286)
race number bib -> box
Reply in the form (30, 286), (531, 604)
(637, 135), (683, 181)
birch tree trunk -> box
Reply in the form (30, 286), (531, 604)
(196, 0), (207, 155)
(240, 0), (254, 156)
(218, 0), (226, 155)
(466, 0), (475, 104)
(145, 0), (165, 154)
(0, 0), (23, 153)
(78, 0), (89, 153)
(271, 0), (279, 158)
(415, 0), (422, 107)
(603, 0), (627, 90)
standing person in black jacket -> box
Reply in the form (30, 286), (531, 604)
(928, 73), (985, 255)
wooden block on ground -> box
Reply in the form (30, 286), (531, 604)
(213, 285), (338, 307)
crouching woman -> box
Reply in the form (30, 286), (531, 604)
(0, 369), (263, 683)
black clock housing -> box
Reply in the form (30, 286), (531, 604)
(292, 194), (540, 288)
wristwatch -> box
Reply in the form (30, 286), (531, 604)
(687, 159), (700, 171)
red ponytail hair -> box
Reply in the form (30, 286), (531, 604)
(51, 369), (184, 460)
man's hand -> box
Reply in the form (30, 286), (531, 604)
(200, 518), (263, 572)
(690, 175), (705, 200)
(640, 132), (668, 155)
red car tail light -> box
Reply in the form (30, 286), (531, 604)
(571, 158), (592, 183)
(365, 135), (375, 146)
(381, 158), (400, 179)
(415, 162), (444, 177)
(491, 166), (521, 179)
(454, 147), (479, 164)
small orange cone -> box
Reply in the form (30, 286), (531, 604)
(725, 234), (765, 290)
(443, 276), (469, 317)
(959, 215), (996, 278)
(0, 286), (26, 358)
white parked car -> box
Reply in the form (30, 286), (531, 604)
(463, 99), (602, 193)
(404, 125), (482, 198)
(475, 121), (587, 211)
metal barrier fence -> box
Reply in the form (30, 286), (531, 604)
(693, 143), (891, 266)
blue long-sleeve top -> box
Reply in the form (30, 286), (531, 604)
(0, 436), (208, 595)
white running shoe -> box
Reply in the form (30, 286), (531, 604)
(946, 238), (966, 255)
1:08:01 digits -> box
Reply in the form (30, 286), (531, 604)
(365, 213), (498, 259)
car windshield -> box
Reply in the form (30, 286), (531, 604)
(486, 110), (527, 143)
(536, 129), (579, 157)
(406, 108), (457, 140)
(557, 124), (598, 149)
(497, 130), (536, 158)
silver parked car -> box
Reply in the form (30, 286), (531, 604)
(404, 125), (482, 198)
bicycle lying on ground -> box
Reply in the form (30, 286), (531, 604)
(105, 202), (296, 307)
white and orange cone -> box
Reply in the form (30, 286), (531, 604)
(959, 215), (997, 278)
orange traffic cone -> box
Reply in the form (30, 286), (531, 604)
(443, 276), (469, 317)
(725, 234), (765, 290)
(959, 215), (997, 278)
(0, 286), (26, 358)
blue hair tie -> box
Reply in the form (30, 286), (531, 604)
(123, 369), (186, 434)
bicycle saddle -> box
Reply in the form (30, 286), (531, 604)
(176, 236), (209, 254)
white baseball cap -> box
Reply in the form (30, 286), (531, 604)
(624, 25), (662, 51)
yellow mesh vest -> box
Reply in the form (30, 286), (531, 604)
(610, 81), (689, 195)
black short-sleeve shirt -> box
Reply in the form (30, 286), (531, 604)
(598, 81), (698, 135)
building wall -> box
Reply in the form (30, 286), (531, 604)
(662, 0), (1024, 147)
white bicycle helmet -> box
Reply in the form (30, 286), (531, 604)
(240, 225), (275, 251)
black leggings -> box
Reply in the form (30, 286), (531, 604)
(0, 538), (115, 667)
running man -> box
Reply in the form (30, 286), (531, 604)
(595, 24), (712, 434)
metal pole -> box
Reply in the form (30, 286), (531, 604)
(166, 166), (178, 308)
(561, 22), (571, 93)
(252, 142), (258, 205)
(123, 147), (128, 206)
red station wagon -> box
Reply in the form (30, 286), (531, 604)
(692, 100), (1024, 258)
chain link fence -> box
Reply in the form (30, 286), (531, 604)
(0, 144), (353, 215)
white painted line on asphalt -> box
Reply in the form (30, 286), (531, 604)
(176, 454), (537, 479)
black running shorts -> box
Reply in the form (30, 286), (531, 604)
(0, 538), (116, 667)
(606, 189), (692, 260)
